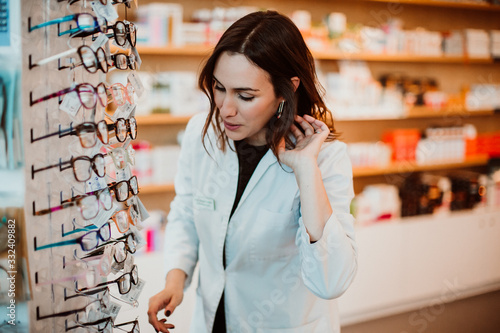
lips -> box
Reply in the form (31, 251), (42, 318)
(224, 121), (241, 131)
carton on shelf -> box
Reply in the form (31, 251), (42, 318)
(136, 3), (183, 47)
(464, 29), (490, 58)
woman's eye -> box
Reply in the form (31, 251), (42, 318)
(239, 95), (254, 102)
(214, 85), (225, 92)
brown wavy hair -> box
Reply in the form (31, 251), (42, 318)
(198, 10), (336, 158)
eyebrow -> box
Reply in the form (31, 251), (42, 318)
(213, 76), (260, 92)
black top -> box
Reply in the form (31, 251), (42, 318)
(212, 140), (269, 333)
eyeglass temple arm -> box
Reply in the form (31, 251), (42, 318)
(30, 86), (74, 106)
(31, 158), (70, 179)
(36, 305), (81, 320)
(114, 319), (139, 328)
(29, 48), (77, 69)
(32, 199), (74, 216)
(34, 236), (77, 251)
(29, 15), (74, 32)
(62, 223), (98, 237)
(76, 279), (113, 293)
(30, 124), (74, 143)
(65, 284), (108, 301)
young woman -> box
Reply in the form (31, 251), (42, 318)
(148, 10), (357, 333)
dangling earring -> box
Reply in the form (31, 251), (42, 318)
(276, 101), (285, 119)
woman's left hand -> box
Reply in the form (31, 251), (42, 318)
(278, 114), (330, 171)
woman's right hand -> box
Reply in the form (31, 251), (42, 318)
(148, 269), (186, 332)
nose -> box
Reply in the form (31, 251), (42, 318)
(219, 95), (237, 118)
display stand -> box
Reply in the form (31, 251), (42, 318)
(21, 1), (146, 331)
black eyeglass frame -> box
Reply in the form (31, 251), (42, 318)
(31, 153), (106, 182)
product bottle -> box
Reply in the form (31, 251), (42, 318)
(436, 176), (451, 215)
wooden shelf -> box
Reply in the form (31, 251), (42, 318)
(136, 45), (212, 56)
(135, 113), (194, 125)
(310, 51), (493, 64)
(353, 155), (489, 177)
(362, 0), (500, 11)
(136, 45), (493, 64)
(139, 183), (175, 194)
(405, 107), (495, 119)
(134, 107), (495, 126)
(136, 157), (489, 193)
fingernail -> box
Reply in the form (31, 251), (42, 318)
(166, 310), (171, 317)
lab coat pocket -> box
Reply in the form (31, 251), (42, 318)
(193, 208), (221, 246)
(249, 208), (299, 261)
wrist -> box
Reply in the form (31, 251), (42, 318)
(293, 159), (319, 179)
(165, 269), (187, 289)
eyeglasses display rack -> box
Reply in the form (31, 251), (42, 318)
(21, 1), (146, 331)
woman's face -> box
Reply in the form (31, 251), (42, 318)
(213, 51), (281, 146)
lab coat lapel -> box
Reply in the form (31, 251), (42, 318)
(232, 149), (278, 215)
(217, 140), (240, 216)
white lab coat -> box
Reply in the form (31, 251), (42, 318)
(163, 113), (357, 333)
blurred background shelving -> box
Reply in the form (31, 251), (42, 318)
(116, 1), (500, 332)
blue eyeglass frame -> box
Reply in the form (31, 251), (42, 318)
(34, 222), (111, 252)
(28, 13), (108, 37)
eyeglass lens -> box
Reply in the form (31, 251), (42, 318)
(79, 188), (113, 220)
(73, 154), (106, 181)
(76, 120), (109, 148)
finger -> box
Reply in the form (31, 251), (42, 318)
(295, 115), (314, 136)
(289, 123), (304, 140)
(303, 115), (330, 137)
(164, 295), (181, 317)
(148, 311), (163, 332)
(303, 114), (328, 131)
(159, 318), (176, 328)
(157, 319), (175, 332)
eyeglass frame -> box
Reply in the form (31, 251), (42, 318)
(36, 298), (105, 321)
(107, 116), (137, 143)
(32, 187), (113, 220)
(28, 13), (107, 37)
(30, 120), (109, 148)
(83, 232), (137, 264)
(34, 222), (111, 252)
(29, 45), (109, 74)
(94, 20), (136, 47)
(109, 175), (139, 202)
(30, 82), (107, 110)
(76, 264), (138, 295)
(107, 82), (135, 106)
(31, 153), (106, 182)
(110, 52), (136, 70)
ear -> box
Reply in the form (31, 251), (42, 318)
(290, 77), (300, 92)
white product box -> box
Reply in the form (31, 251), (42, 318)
(490, 30), (500, 57)
(464, 29), (490, 58)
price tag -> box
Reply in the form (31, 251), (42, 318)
(120, 278), (145, 305)
(127, 72), (144, 98)
(91, 1), (118, 22)
(86, 174), (107, 192)
(135, 197), (150, 222)
(59, 92), (82, 116)
(90, 204), (117, 229)
(91, 33), (109, 51)
(114, 102), (136, 119)
(129, 224), (147, 250)
(102, 301), (122, 320)
(115, 166), (131, 182)
(131, 46), (142, 70)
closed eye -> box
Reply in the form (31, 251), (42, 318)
(214, 85), (225, 92)
(238, 95), (254, 102)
